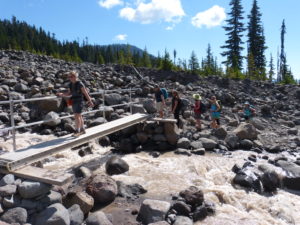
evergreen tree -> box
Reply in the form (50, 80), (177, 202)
(221, 0), (246, 73)
(141, 47), (152, 67)
(161, 49), (173, 71)
(173, 49), (177, 65)
(279, 20), (295, 84)
(268, 54), (275, 81)
(188, 51), (199, 74)
(247, 0), (267, 80)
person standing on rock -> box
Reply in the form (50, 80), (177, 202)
(192, 94), (204, 131)
(208, 96), (221, 129)
(154, 85), (166, 118)
(57, 71), (94, 137)
(171, 90), (182, 126)
(242, 101), (256, 121)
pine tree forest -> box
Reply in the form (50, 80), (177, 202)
(0, 0), (297, 84)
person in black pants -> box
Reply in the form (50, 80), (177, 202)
(171, 90), (181, 127)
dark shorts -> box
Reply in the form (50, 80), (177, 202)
(194, 112), (201, 119)
(72, 100), (83, 114)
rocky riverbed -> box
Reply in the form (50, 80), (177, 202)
(0, 50), (299, 224)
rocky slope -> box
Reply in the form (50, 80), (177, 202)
(0, 50), (300, 224)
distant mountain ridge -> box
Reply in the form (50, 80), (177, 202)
(0, 16), (156, 66)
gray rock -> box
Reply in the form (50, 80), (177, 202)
(131, 104), (147, 114)
(287, 128), (298, 135)
(68, 204), (84, 225)
(0, 185), (17, 196)
(214, 126), (227, 139)
(0, 207), (27, 224)
(18, 181), (51, 199)
(173, 216), (193, 225)
(86, 174), (118, 204)
(85, 211), (112, 225)
(105, 156), (129, 176)
(105, 93), (122, 106)
(148, 222), (169, 225)
(199, 138), (217, 150)
(14, 83), (29, 92)
(164, 123), (179, 145)
(143, 99), (157, 114)
(34, 203), (70, 225)
(190, 141), (203, 150)
(63, 191), (94, 215)
(233, 122), (258, 140)
(39, 190), (62, 208)
(137, 199), (171, 224)
(2, 195), (21, 208)
(179, 186), (204, 208)
(177, 138), (190, 149)
(250, 118), (265, 130)
(239, 139), (253, 150)
(175, 148), (192, 156)
(88, 117), (107, 127)
(43, 111), (61, 126)
(37, 98), (61, 113)
(0, 174), (15, 186)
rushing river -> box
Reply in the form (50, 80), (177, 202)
(1, 133), (300, 225)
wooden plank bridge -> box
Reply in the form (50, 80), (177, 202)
(0, 113), (149, 185)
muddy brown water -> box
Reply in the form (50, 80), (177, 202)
(1, 133), (300, 225)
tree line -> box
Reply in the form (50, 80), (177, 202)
(0, 0), (297, 84)
(221, 0), (296, 84)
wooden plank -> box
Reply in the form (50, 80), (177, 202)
(0, 166), (73, 185)
(152, 117), (177, 123)
(0, 113), (148, 171)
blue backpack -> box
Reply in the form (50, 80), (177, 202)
(161, 88), (168, 99)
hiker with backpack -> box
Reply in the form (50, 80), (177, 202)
(154, 85), (166, 118)
(171, 90), (182, 126)
(192, 94), (205, 131)
(242, 101), (256, 121)
(57, 71), (94, 137)
(208, 95), (221, 129)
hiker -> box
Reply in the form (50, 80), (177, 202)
(154, 85), (166, 118)
(57, 71), (94, 137)
(171, 90), (181, 126)
(208, 95), (221, 129)
(192, 93), (204, 131)
(242, 101), (256, 121)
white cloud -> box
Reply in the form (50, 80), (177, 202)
(119, 0), (185, 24)
(191, 5), (226, 28)
(166, 24), (175, 30)
(115, 34), (128, 41)
(99, 0), (124, 9)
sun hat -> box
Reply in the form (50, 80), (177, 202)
(244, 101), (250, 105)
(192, 94), (202, 100)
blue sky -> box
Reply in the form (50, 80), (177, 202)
(0, 0), (300, 80)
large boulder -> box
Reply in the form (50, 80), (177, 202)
(86, 174), (118, 204)
(43, 111), (61, 126)
(63, 191), (94, 214)
(143, 99), (157, 114)
(18, 181), (51, 199)
(105, 156), (129, 175)
(137, 199), (171, 224)
(233, 122), (258, 140)
(164, 123), (179, 145)
(37, 98), (61, 113)
(34, 203), (70, 225)
(105, 93), (122, 106)
(68, 204), (84, 225)
(179, 186), (204, 208)
(199, 138), (217, 150)
(0, 207), (27, 224)
(85, 211), (112, 225)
